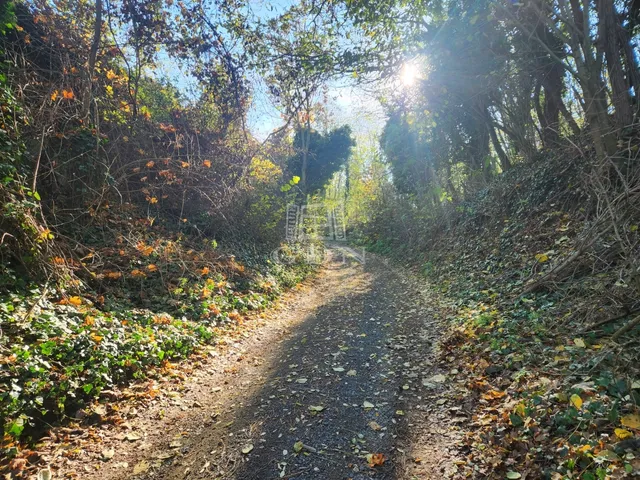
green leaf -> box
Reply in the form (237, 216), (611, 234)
(509, 414), (524, 427)
(506, 472), (521, 479)
(8, 417), (25, 437)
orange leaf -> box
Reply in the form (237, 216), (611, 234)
(200, 266), (210, 275)
(51, 90), (59, 101)
(181, 162), (189, 168)
(68, 296), (82, 306)
(62, 89), (74, 99)
(481, 389), (507, 400)
(203, 159), (211, 168)
(146, 160), (155, 168)
(146, 264), (158, 272)
(367, 453), (385, 467)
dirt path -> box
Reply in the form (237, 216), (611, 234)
(51, 249), (464, 480)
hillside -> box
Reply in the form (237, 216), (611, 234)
(352, 150), (640, 478)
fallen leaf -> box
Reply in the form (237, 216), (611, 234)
(570, 394), (583, 409)
(366, 453), (385, 467)
(621, 414), (640, 429)
(615, 428), (633, 439)
(573, 338), (586, 348)
(133, 460), (150, 475)
(36, 468), (52, 480)
(102, 448), (115, 461)
(293, 441), (304, 453)
(535, 253), (548, 263)
(368, 421), (382, 431)
(241, 444), (254, 454)
(93, 404), (107, 416)
(363, 401), (375, 409)
(481, 390), (507, 400)
(506, 472), (521, 479)
(597, 449), (621, 461)
(427, 374), (446, 383)
(69, 296), (82, 306)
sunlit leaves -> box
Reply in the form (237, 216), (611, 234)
(570, 394), (583, 409)
(621, 414), (640, 429)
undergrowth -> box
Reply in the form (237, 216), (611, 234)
(353, 151), (640, 479)
(0, 203), (314, 456)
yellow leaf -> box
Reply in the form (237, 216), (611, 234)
(535, 253), (549, 263)
(51, 90), (59, 101)
(573, 338), (586, 348)
(69, 296), (82, 306)
(146, 264), (157, 272)
(621, 414), (640, 429)
(515, 402), (526, 417)
(577, 444), (592, 453)
(615, 428), (633, 439)
(570, 394), (583, 409)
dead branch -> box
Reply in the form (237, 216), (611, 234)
(611, 314), (640, 342)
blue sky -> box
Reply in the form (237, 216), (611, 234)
(154, 0), (387, 141)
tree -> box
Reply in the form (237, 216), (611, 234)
(288, 125), (355, 195)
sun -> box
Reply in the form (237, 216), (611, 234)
(400, 62), (419, 87)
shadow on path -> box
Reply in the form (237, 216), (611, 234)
(152, 251), (439, 480)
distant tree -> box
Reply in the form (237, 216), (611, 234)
(288, 125), (355, 195)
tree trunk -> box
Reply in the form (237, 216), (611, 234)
(82, 0), (102, 120)
(558, 99), (581, 136)
(597, 0), (634, 128)
(488, 120), (511, 171)
(534, 80), (551, 147)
